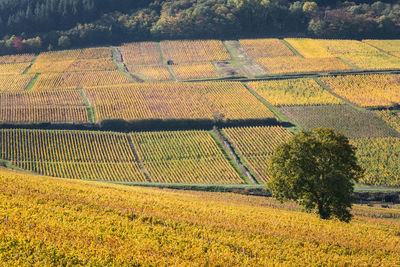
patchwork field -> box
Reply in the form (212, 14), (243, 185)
(320, 74), (400, 108)
(247, 78), (343, 106)
(255, 57), (354, 74)
(32, 70), (133, 90)
(84, 82), (275, 121)
(0, 129), (146, 182)
(131, 130), (244, 184)
(0, 38), (400, 188)
(239, 38), (295, 58)
(0, 90), (88, 123)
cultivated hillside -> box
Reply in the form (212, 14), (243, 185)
(0, 167), (399, 265)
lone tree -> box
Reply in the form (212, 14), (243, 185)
(267, 128), (363, 222)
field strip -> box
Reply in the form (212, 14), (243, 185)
(211, 128), (257, 184)
(313, 77), (366, 112)
(78, 87), (96, 123)
(24, 73), (40, 90)
(363, 41), (400, 59)
(22, 54), (38, 74)
(279, 39), (303, 58)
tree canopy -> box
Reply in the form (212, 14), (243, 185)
(0, 0), (399, 55)
(267, 128), (364, 222)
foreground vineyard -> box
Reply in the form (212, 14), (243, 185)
(0, 168), (399, 265)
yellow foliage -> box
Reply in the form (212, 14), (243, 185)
(351, 137), (400, 186)
(363, 40), (400, 53)
(84, 82), (275, 121)
(161, 40), (230, 63)
(131, 130), (244, 184)
(247, 79), (343, 106)
(120, 42), (162, 65)
(29, 48), (113, 73)
(0, 90), (88, 123)
(0, 74), (35, 92)
(0, 129), (145, 182)
(128, 65), (171, 81)
(0, 167), (399, 265)
(239, 38), (294, 58)
(340, 53), (400, 70)
(0, 106), (88, 123)
(223, 126), (293, 183)
(32, 71), (133, 90)
(0, 63), (31, 74)
(256, 56), (354, 74)
(320, 74), (400, 108)
(171, 63), (220, 80)
(315, 39), (379, 55)
(284, 38), (333, 58)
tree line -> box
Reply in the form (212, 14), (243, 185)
(0, 0), (399, 55)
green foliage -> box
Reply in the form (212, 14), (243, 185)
(280, 105), (400, 139)
(268, 128), (364, 222)
(57, 36), (71, 49)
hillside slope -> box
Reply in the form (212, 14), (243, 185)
(0, 168), (399, 265)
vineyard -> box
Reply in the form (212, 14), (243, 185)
(128, 65), (172, 81)
(255, 57), (353, 74)
(284, 38), (333, 58)
(280, 105), (400, 138)
(239, 38), (295, 58)
(352, 137), (400, 186)
(247, 79), (343, 106)
(171, 63), (220, 80)
(0, 74), (35, 92)
(0, 38), (400, 188)
(222, 126), (293, 183)
(0, 129), (244, 184)
(0, 129), (146, 182)
(131, 130), (244, 184)
(0, 89), (88, 123)
(1, 168), (399, 265)
(160, 40), (230, 63)
(84, 82), (275, 121)
(320, 74), (400, 108)
(32, 70), (133, 90)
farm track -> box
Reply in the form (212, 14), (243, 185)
(223, 41), (267, 77)
(212, 128), (258, 184)
(112, 47), (144, 82)
(127, 136), (152, 183)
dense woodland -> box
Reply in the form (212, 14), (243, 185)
(0, 0), (399, 54)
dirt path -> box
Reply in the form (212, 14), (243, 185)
(127, 136), (152, 183)
(223, 41), (267, 77)
(112, 47), (144, 82)
(212, 128), (258, 184)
